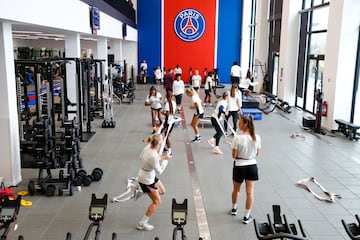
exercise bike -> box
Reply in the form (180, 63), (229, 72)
(65, 193), (117, 240)
(0, 196), (23, 240)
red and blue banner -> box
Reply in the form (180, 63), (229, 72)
(138, 0), (242, 84)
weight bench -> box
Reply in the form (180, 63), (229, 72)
(332, 119), (360, 141)
(200, 116), (212, 128)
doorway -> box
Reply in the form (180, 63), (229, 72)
(304, 54), (325, 114)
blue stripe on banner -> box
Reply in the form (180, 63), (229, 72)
(216, 0), (243, 84)
(138, 0), (162, 83)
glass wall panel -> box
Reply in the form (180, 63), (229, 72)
(309, 32), (327, 55)
(311, 7), (328, 31)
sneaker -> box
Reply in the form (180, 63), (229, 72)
(242, 216), (254, 224)
(213, 147), (223, 154)
(137, 221), (154, 231)
(207, 139), (215, 147)
(167, 152), (173, 158)
(230, 208), (238, 216)
(191, 137), (201, 143)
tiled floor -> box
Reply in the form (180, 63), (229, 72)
(7, 83), (360, 240)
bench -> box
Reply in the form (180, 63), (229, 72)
(332, 119), (360, 141)
(200, 116), (212, 128)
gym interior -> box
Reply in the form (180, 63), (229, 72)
(1, 0), (360, 239)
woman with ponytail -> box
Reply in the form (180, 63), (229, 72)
(229, 116), (261, 224)
(162, 90), (176, 157)
(137, 134), (170, 231)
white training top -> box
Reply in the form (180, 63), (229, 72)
(191, 93), (204, 115)
(239, 78), (258, 89)
(230, 65), (242, 78)
(231, 134), (261, 166)
(145, 92), (162, 109)
(192, 74), (202, 88)
(173, 80), (185, 96)
(174, 67), (182, 75)
(138, 144), (168, 185)
(154, 68), (162, 80)
(211, 99), (228, 120)
(228, 90), (242, 111)
(204, 76), (213, 90)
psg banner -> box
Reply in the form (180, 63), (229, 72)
(164, 1), (216, 82)
(138, 0), (242, 84)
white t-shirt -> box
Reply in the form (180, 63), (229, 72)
(191, 93), (204, 115)
(138, 144), (168, 184)
(204, 76), (213, 90)
(145, 92), (162, 109)
(230, 65), (242, 78)
(154, 68), (162, 80)
(228, 91), (242, 111)
(192, 74), (202, 88)
(212, 99), (228, 120)
(174, 67), (182, 75)
(231, 134), (261, 166)
(173, 80), (185, 96)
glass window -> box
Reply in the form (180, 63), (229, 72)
(309, 32), (327, 55)
(311, 7), (329, 31)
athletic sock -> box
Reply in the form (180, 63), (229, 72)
(244, 209), (251, 218)
(168, 148), (172, 154)
(140, 215), (149, 223)
(232, 204), (238, 209)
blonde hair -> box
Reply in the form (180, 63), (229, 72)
(146, 134), (162, 148)
(186, 88), (195, 95)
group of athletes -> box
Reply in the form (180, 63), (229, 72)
(136, 69), (261, 231)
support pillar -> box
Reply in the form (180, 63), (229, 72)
(0, 22), (22, 186)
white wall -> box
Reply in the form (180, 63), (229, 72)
(323, 0), (360, 129)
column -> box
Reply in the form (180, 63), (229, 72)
(65, 32), (81, 120)
(0, 22), (22, 185)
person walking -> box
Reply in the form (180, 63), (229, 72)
(230, 116), (261, 224)
(185, 88), (204, 143)
(203, 71), (213, 107)
(136, 134), (170, 231)
(144, 86), (163, 133)
(208, 91), (229, 154)
(191, 69), (202, 93)
(230, 61), (242, 86)
(163, 68), (174, 94)
(162, 90), (177, 157)
(224, 84), (242, 135)
(172, 73), (185, 112)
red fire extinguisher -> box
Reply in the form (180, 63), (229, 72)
(322, 101), (328, 116)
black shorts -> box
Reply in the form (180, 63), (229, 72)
(232, 164), (258, 183)
(175, 94), (183, 105)
(193, 113), (204, 119)
(139, 177), (159, 193)
(193, 87), (199, 91)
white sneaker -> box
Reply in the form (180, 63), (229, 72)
(213, 147), (223, 154)
(137, 221), (154, 231)
(207, 139), (215, 147)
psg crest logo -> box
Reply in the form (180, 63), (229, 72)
(174, 8), (206, 42)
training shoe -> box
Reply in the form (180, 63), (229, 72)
(191, 136), (201, 143)
(167, 152), (173, 158)
(137, 221), (154, 231)
(207, 139), (215, 147)
(242, 216), (254, 224)
(230, 208), (238, 216)
(213, 147), (223, 154)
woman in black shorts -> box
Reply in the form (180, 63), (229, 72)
(229, 116), (261, 224)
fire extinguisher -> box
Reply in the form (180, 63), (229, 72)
(322, 101), (328, 116)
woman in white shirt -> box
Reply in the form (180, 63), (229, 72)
(162, 90), (177, 157)
(185, 88), (204, 143)
(145, 86), (163, 132)
(137, 134), (170, 231)
(172, 74), (185, 112)
(230, 116), (261, 224)
(225, 84), (242, 134)
(191, 69), (202, 93)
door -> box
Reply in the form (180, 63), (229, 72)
(304, 54), (324, 114)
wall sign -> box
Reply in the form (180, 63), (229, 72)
(173, 8), (205, 42)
